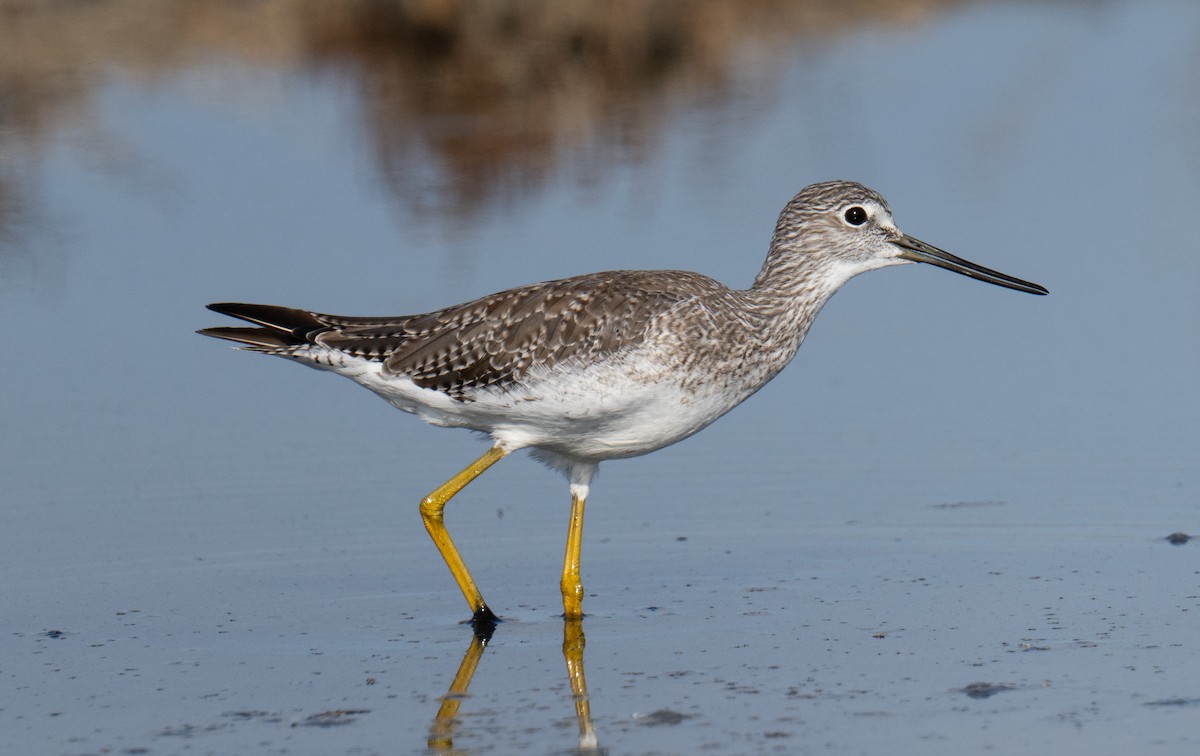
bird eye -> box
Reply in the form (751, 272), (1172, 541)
(844, 206), (868, 226)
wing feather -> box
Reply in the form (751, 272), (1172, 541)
(203, 270), (729, 400)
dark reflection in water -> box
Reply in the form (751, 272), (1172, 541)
(0, 0), (966, 246)
(428, 619), (600, 753)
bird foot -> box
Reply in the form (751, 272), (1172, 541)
(469, 606), (501, 639)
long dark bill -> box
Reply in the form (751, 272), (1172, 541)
(893, 234), (1048, 295)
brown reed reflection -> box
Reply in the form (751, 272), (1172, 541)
(0, 0), (965, 247)
(427, 618), (601, 753)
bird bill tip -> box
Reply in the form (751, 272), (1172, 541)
(893, 235), (1048, 296)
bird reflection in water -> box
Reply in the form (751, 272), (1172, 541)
(427, 619), (600, 753)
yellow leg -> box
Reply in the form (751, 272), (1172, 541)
(420, 445), (508, 623)
(560, 489), (587, 619)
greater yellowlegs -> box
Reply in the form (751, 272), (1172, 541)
(200, 180), (1047, 626)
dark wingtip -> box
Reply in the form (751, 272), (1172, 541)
(205, 303), (321, 327)
(203, 303), (331, 347)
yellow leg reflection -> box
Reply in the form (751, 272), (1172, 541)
(427, 630), (489, 752)
(560, 490), (587, 619)
(427, 621), (601, 753)
(563, 618), (599, 751)
(420, 445), (509, 624)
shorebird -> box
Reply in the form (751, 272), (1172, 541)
(200, 180), (1046, 627)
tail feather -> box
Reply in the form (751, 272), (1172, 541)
(199, 303), (331, 349)
(196, 326), (297, 349)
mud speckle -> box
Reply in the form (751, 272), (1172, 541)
(930, 501), (1006, 509)
(1143, 698), (1200, 707)
(293, 709), (371, 728)
(634, 709), (694, 726)
(959, 683), (1017, 699)
(223, 710), (283, 723)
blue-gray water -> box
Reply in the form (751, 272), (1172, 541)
(2, 1), (1198, 753)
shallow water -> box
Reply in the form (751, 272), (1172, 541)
(2, 1), (1199, 754)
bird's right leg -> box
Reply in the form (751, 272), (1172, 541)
(560, 464), (597, 620)
(420, 444), (509, 626)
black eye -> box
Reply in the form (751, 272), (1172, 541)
(844, 206), (868, 226)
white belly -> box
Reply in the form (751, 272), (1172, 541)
(308, 346), (749, 462)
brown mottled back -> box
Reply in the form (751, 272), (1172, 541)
(273, 270), (729, 399)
